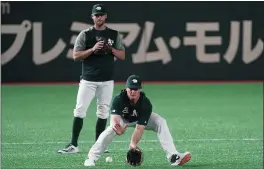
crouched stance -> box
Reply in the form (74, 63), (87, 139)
(84, 75), (191, 167)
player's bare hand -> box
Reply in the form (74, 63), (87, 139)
(113, 124), (122, 135)
(113, 124), (127, 135)
(92, 41), (104, 51)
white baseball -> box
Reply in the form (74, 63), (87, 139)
(105, 156), (113, 163)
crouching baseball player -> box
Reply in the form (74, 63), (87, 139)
(84, 75), (191, 167)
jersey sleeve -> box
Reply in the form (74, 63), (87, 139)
(115, 32), (125, 51)
(110, 96), (122, 115)
(73, 30), (86, 51)
(137, 98), (152, 126)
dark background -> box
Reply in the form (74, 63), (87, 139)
(1, 1), (264, 82)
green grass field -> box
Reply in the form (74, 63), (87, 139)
(1, 83), (263, 169)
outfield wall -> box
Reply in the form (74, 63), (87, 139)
(1, 2), (264, 82)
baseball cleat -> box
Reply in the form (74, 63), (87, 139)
(171, 152), (191, 166)
(84, 158), (96, 167)
(104, 149), (109, 153)
(57, 143), (79, 154)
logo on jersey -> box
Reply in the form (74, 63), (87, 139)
(108, 38), (114, 46)
(131, 109), (138, 117)
(122, 107), (129, 114)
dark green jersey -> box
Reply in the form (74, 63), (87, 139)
(110, 90), (152, 126)
(74, 26), (125, 82)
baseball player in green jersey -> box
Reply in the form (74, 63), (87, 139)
(84, 75), (191, 167)
(58, 4), (125, 154)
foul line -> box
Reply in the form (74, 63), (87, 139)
(1, 138), (262, 145)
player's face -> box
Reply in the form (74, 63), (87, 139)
(91, 14), (107, 27)
(126, 88), (141, 103)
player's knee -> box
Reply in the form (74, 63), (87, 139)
(105, 126), (116, 135)
(73, 109), (86, 118)
(158, 117), (167, 127)
(96, 105), (109, 119)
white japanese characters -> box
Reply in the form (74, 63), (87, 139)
(1, 20), (263, 65)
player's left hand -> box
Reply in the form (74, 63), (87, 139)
(93, 39), (112, 55)
(129, 144), (141, 150)
(126, 147), (143, 166)
(105, 43), (112, 54)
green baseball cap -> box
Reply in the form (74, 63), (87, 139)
(92, 4), (107, 15)
(126, 75), (142, 89)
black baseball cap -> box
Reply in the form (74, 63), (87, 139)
(126, 75), (142, 89)
(92, 4), (107, 15)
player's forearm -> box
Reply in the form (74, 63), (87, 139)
(130, 127), (144, 147)
(112, 48), (125, 60)
(73, 48), (94, 61)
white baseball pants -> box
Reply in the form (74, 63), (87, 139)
(87, 112), (179, 161)
(73, 79), (114, 119)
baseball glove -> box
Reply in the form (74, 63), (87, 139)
(126, 148), (143, 166)
(94, 38), (112, 55)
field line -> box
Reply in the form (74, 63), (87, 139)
(1, 138), (262, 145)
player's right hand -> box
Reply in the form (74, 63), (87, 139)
(113, 124), (127, 135)
(92, 41), (105, 51)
